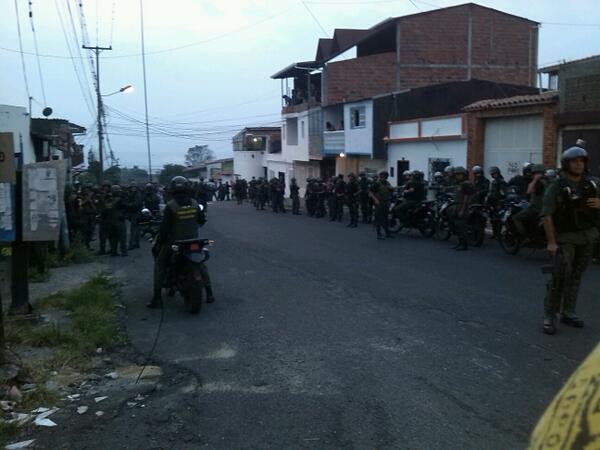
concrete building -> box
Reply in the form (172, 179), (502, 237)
(0, 105), (36, 164)
(184, 158), (235, 183)
(540, 54), (600, 175)
(232, 127), (280, 180)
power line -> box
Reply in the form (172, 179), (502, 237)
(13, 0), (31, 107)
(27, 0), (48, 106)
(109, 0), (116, 46)
(301, 0), (330, 36)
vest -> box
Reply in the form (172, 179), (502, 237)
(167, 198), (199, 242)
(554, 177), (599, 233)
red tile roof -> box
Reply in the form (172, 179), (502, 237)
(463, 91), (558, 111)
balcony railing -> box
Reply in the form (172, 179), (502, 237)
(323, 130), (345, 154)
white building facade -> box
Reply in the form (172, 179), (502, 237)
(0, 105), (36, 164)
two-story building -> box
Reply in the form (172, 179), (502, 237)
(273, 3), (539, 187)
(232, 126), (281, 180)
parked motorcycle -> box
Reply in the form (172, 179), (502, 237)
(165, 238), (213, 314)
(389, 197), (436, 237)
(434, 193), (454, 240)
(499, 200), (546, 255)
(465, 203), (487, 247)
(138, 208), (161, 241)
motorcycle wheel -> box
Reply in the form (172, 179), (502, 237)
(184, 283), (204, 315)
(389, 217), (402, 233)
(499, 224), (521, 255)
(419, 214), (436, 238)
(435, 219), (452, 240)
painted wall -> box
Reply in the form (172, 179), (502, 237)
(0, 105), (36, 164)
(344, 100), (373, 156)
(280, 109), (310, 163)
(233, 151), (265, 180)
(387, 139), (466, 185)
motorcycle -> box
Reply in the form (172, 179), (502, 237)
(166, 238), (213, 314)
(138, 208), (161, 241)
(433, 194), (486, 247)
(499, 199), (546, 255)
(465, 203), (487, 247)
(389, 196), (436, 237)
(434, 193), (454, 240)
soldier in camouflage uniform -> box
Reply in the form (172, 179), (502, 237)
(541, 146), (600, 334)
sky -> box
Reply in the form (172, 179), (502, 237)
(1, 0), (599, 172)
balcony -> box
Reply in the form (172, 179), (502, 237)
(323, 130), (345, 155)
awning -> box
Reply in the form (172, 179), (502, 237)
(271, 61), (321, 79)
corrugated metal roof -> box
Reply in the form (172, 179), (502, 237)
(539, 54), (600, 73)
(463, 91), (558, 111)
(270, 61), (321, 79)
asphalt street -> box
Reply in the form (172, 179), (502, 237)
(111, 201), (600, 449)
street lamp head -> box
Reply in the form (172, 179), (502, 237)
(120, 84), (133, 93)
(339, 152), (346, 158)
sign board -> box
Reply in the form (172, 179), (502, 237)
(0, 132), (16, 183)
(22, 160), (67, 241)
(0, 183), (15, 242)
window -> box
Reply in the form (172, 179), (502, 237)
(301, 120), (305, 139)
(390, 167), (395, 178)
(350, 106), (366, 129)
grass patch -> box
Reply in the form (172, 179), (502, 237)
(19, 386), (60, 411)
(29, 270), (51, 283)
(0, 421), (22, 444)
(55, 239), (94, 266)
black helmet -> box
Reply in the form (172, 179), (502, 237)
(522, 162), (533, 174)
(560, 146), (588, 168)
(453, 166), (467, 176)
(111, 185), (122, 194)
(472, 165), (483, 174)
(379, 171), (389, 179)
(170, 176), (189, 193)
(489, 166), (501, 176)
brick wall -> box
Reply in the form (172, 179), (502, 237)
(325, 52), (397, 105)
(558, 59), (600, 113)
(324, 4), (537, 105)
(465, 102), (559, 173)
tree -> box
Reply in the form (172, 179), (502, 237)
(88, 160), (102, 183)
(120, 165), (149, 185)
(185, 145), (214, 167)
(103, 166), (121, 185)
(159, 164), (186, 185)
(77, 172), (97, 186)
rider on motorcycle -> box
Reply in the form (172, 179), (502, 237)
(396, 171), (426, 222)
(149, 176), (214, 309)
(512, 164), (546, 236)
(472, 166), (490, 204)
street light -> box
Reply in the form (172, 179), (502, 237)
(102, 84), (134, 97)
(339, 152), (346, 158)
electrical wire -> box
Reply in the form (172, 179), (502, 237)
(301, 0), (330, 36)
(27, 1), (48, 106)
(109, 0), (116, 47)
(13, 0), (32, 106)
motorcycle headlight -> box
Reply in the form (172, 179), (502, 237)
(171, 245), (180, 252)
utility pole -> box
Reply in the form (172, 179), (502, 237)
(82, 45), (112, 182)
(139, 0), (152, 182)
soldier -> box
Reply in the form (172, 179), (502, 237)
(358, 172), (372, 224)
(333, 174), (346, 222)
(450, 167), (476, 251)
(290, 178), (301, 215)
(509, 162), (533, 198)
(472, 165), (490, 204)
(143, 183), (161, 213)
(326, 176), (336, 221)
(345, 173), (359, 228)
(106, 185), (128, 257)
(80, 184), (97, 249)
(396, 171), (426, 222)
(541, 146), (600, 334)
(96, 181), (112, 255)
(314, 178), (326, 218)
(149, 176), (214, 308)
(304, 178), (316, 217)
(257, 179), (269, 211)
(127, 181), (143, 250)
(248, 177), (257, 206)
(486, 166), (509, 239)
(513, 164), (546, 237)
(369, 171), (394, 240)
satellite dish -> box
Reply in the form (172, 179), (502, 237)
(42, 107), (53, 117)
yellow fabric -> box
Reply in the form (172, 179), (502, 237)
(529, 342), (600, 449)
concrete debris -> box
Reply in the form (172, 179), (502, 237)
(30, 407), (50, 414)
(116, 365), (163, 380)
(35, 408), (59, 420)
(20, 384), (37, 392)
(6, 413), (31, 425)
(7, 386), (22, 402)
(33, 417), (57, 427)
(0, 401), (16, 411)
(134, 394), (145, 401)
(0, 364), (20, 383)
(95, 411), (104, 417)
(126, 402), (137, 408)
(105, 371), (119, 380)
(66, 394), (81, 400)
(94, 396), (108, 403)
(77, 406), (88, 415)
(96, 348), (103, 354)
(5, 439), (36, 449)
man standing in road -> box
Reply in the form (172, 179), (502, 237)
(450, 167), (475, 251)
(127, 181), (143, 250)
(369, 171), (394, 240)
(345, 173), (359, 228)
(358, 172), (372, 224)
(541, 146), (600, 334)
(290, 178), (301, 215)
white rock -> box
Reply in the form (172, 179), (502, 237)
(5, 439), (36, 449)
(77, 406), (88, 414)
(105, 372), (119, 380)
(36, 408), (59, 420)
(66, 394), (81, 400)
(30, 407), (50, 414)
(95, 411), (104, 417)
(94, 396), (108, 403)
(0, 401), (16, 412)
(33, 417), (57, 427)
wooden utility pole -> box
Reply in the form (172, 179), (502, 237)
(82, 45), (112, 182)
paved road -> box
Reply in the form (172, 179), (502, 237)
(112, 201), (600, 449)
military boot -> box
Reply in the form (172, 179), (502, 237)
(543, 314), (556, 335)
(561, 313), (584, 328)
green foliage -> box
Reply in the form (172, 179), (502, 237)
(103, 165), (122, 185)
(0, 420), (21, 443)
(58, 239), (94, 266)
(77, 172), (98, 186)
(159, 163), (187, 185)
(88, 160), (102, 183)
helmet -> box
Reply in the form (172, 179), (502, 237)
(444, 166), (453, 174)
(576, 138), (586, 148)
(434, 171), (443, 178)
(141, 208), (151, 218)
(170, 176), (189, 193)
(560, 146), (588, 168)
(291, 177), (297, 182)
(472, 165), (483, 174)
(403, 170), (411, 176)
(453, 166), (467, 176)
(102, 180), (111, 187)
(531, 164), (545, 174)
(522, 162), (533, 174)
(379, 171), (389, 179)
(348, 173), (356, 179)
(545, 168), (557, 179)
(111, 185), (122, 194)
(489, 166), (501, 176)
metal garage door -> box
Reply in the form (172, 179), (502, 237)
(483, 115), (543, 179)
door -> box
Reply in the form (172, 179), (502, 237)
(320, 158), (336, 180)
(562, 129), (600, 176)
(483, 115), (543, 179)
(396, 160), (410, 186)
